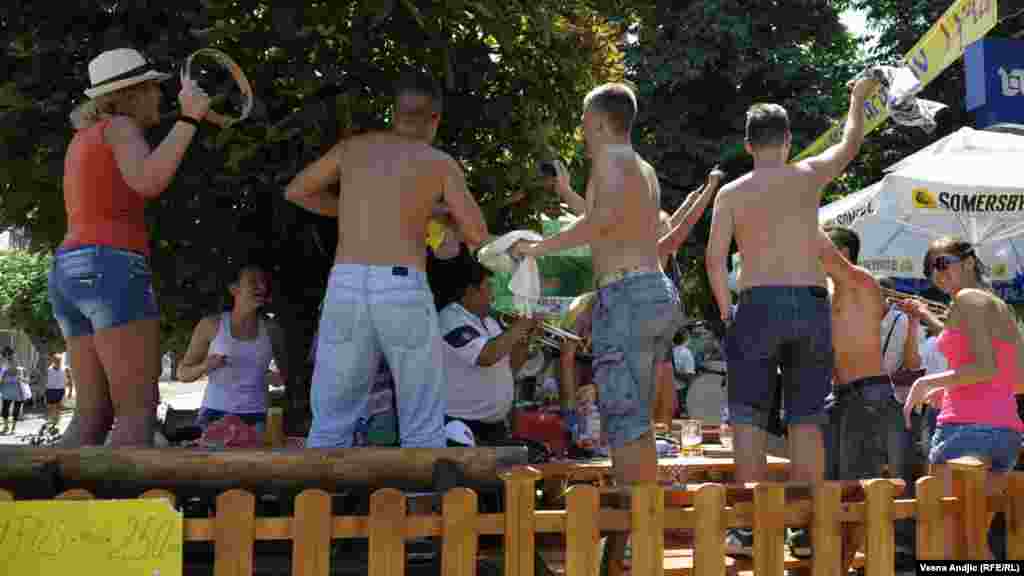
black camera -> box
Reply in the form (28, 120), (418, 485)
(538, 160), (558, 178)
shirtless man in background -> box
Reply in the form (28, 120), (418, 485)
(818, 227), (900, 567)
(706, 75), (877, 555)
(514, 83), (682, 574)
(286, 69), (489, 448)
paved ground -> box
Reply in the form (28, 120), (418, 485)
(0, 378), (207, 445)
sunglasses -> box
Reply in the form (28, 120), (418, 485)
(925, 253), (965, 278)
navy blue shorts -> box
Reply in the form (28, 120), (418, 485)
(726, 286), (832, 431)
(45, 389), (66, 405)
(48, 245), (159, 338)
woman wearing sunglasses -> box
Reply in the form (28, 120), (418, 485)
(903, 237), (1024, 559)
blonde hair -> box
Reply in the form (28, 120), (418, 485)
(69, 82), (152, 130)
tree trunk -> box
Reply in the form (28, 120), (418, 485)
(0, 446), (528, 494)
(28, 335), (51, 397)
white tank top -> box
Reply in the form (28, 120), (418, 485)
(201, 312), (273, 414)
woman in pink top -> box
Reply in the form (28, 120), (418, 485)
(48, 49), (209, 447)
(904, 237), (1024, 558)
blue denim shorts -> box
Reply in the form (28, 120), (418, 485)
(726, 286), (832, 431)
(929, 423), (1022, 473)
(592, 271), (683, 449)
(48, 245), (159, 338)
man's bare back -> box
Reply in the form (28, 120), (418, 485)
(718, 165), (828, 290)
(333, 132), (458, 269)
(585, 149), (662, 278)
(821, 234), (885, 385)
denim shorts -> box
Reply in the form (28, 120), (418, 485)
(48, 245), (159, 338)
(824, 375), (904, 481)
(592, 271), (683, 449)
(726, 286), (832, 431)
(929, 423), (1022, 473)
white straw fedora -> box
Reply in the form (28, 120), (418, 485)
(84, 48), (172, 99)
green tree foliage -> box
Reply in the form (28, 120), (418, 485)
(0, 0), (633, 422)
(838, 0), (1024, 200)
(0, 250), (61, 356)
(622, 0), (861, 326)
(0, 251), (57, 344)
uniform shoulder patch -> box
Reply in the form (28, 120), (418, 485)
(444, 325), (481, 348)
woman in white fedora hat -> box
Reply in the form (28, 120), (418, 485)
(48, 48), (210, 447)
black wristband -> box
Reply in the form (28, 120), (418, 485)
(177, 115), (201, 129)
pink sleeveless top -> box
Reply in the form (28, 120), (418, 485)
(936, 328), (1024, 432)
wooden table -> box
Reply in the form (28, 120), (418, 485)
(534, 453), (790, 503)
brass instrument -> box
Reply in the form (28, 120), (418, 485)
(494, 311), (585, 353)
(881, 287), (949, 319)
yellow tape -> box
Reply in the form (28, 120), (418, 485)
(794, 0), (999, 161)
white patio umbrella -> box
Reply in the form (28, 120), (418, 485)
(820, 132), (1024, 301)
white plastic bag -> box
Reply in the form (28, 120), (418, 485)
(476, 230), (544, 315)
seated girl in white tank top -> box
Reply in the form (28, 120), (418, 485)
(197, 312), (275, 430)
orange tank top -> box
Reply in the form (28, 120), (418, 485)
(61, 118), (149, 256)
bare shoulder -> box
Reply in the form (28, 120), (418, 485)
(953, 288), (999, 310)
(716, 172), (751, 203)
(850, 266), (881, 290)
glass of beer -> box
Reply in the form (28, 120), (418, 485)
(719, 423), (733, 451)
(679, 419), (703, 456)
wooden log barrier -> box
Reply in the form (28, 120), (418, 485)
(0, 446), (528, 494)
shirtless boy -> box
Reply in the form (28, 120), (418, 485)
(819, 227), (902, 567)
(706, 75), (877, 555)
(286, 69), (489, 448)
(514, 83), (683, 573)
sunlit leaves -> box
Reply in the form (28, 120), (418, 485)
(0, 251), (59, 345)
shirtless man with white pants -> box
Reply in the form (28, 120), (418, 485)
(706, 75), (877, 556)
(286, 69), (489, 448)
(513, 83), (682, 574)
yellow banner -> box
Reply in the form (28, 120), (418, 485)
(794, 0), (999, 160)
(0, 499), (182, 576)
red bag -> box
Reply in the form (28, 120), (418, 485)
(199, 415), (264, 449)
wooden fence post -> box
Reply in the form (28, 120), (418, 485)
(915, 476), (944, 560)
(442, 488), (479, 576)
(369, 488), (406, 576)
(630, 483), (665, 576)
(692, 483), (725, 576)
(1007, 473), (1024, 560)
(753, 483), (785, 576)
(811, 482), (842, 576)
(565, 485), (600, 576)
(293, 489), (333, 576)
(950, 457), (987, 560)
(214, 489), (256, 576)
(55, 488), (94, 500)
(863, 479), (894, 576)
(140, 489), (177, 507)
(501, 467), (541, 576)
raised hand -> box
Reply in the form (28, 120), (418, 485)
(179, 79), (211, 121)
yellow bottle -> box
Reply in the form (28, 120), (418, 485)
(426, 219), (447, 251)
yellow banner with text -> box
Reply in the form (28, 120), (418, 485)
(794, 0), (999, 160)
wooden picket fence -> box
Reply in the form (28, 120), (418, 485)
(2, 457), (1023, 575)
